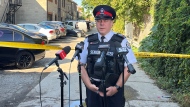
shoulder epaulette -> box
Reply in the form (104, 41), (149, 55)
(111, 33), (125, 42)
(86, 33), (98, 42)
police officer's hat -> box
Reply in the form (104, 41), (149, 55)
(93, 5), (116, 20)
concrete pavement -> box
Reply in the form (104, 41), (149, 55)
(17, 49), (180, 107)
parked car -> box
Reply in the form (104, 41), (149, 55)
(65, 25), (85, 37)
(65, 20), (79, 29)
(65, 20), (88, 32)
(0, 27), (45, 69)
(0, 23), (49, 44)
(39, 21), (67, 38)
(18, 23), (57, 41)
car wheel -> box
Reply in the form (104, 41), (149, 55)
(15, 51), (34, 69)
(77, 32), (81, 38)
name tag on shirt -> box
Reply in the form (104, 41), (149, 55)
(89, 50), (114, 57)
(89, 50), (101, 55)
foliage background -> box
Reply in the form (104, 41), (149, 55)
(139, 0), (190, 106)
(82, 0), (152, 34)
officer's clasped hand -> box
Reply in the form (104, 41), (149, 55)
(98, 86), (118, 97)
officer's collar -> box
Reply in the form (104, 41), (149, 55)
(98, 30), (115, 41)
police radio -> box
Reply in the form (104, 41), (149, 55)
(116, 47), (136, 74)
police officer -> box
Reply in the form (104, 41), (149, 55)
(80, 5), (137, 107)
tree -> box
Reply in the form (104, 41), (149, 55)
(81, 0), (153, 34)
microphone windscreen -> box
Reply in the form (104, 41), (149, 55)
(80, 41), (84, 45)
(63, 46), (71, 54)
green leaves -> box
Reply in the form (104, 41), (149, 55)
(139, 0), (190, 106)
(81, 0), (153, 33)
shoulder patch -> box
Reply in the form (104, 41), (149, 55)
(126, 41), (131, 49)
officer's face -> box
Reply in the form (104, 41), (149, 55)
(96, 19), (113, 36)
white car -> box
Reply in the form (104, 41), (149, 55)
(17, 23), (57, 41)
(65, 20), (88, 32)
(39, 21), (67, 38)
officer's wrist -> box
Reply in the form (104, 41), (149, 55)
(114, 85), (121, 91)
(79, 63), (86, 67)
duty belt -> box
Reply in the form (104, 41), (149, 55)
(90, 77), (101, 82)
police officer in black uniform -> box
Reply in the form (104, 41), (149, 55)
(80, 5), (137, 107)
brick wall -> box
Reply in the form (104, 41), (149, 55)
(16, 0), (47, 24)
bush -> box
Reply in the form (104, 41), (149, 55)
(139, 0), (190, 106)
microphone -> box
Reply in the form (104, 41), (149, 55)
(43, 46), (71, 70)
(94, 43), (110, 71)
(122, 54), (136, 74)
(116, 47), (136, 74)
(71, 41), (84, 62)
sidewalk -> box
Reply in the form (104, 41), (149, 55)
(18, 50), (180, 107)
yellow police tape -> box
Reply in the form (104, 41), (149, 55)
(0, 41), (62, 50)
(134, 52), (190, 58)
(1, 42), (190, 58)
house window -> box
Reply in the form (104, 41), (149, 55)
(48, 13), (53, 21)
(55, 0), (57, 4)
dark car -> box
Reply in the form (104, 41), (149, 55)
(65, 25), (85, 37)
(0, 27), (45, 69)
(0, 23), (49, 44)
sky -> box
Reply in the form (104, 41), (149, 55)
(73, 0), (82, 6)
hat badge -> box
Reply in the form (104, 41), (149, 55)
(100, 8), (104, 15)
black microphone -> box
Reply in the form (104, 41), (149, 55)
(122, 54), (136, 74)
(43, 46), (71, 70)
(71, 41), (84, 62)
(116, 47), (136, 74)
(94, 43), (110, 71)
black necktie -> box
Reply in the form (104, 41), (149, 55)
(101, 36), (105, 43)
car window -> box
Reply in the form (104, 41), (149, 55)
(14, 31), (24, 41)
(47, 24), (59, 28)
(25, 25), (36, 30)
(59, 24), (64, 28)
(0, 29), (13, 41)
(13, 25), (28, 32)
(67, 25), (74, 29)
(39, 25), (54, 29)
(33, 26), (39, 30)
(68, 22), (73, 26)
